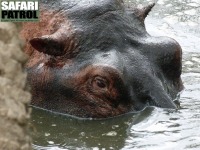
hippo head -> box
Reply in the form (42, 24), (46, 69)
(21, 0), (183, 118)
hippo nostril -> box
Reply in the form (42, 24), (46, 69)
(92, 76), (108, 89)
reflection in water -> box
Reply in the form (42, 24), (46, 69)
(32, 0), (200, 149)
(32, 107), (155, 149)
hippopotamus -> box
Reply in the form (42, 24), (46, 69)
(21, 0), (183, 118)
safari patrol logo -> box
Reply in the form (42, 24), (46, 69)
(0, 0), (39, 22)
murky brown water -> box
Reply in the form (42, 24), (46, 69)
(32, 0), (200, 149)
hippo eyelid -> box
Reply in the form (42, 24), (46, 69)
(92, 76), (109, 88)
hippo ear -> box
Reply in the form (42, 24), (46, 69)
(137, 3), (155, 21)
(141, 3), (155, 19)
(30, 35), (65, 56)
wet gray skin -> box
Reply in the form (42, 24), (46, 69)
(31, 0), (200, 149)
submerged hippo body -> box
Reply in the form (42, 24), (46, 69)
(22, 0), (183, 118)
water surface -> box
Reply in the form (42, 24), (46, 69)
(32, 0), (200, 149)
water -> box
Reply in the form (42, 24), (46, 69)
(32, 0), (200, 149)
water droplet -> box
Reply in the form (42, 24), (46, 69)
(112, 125), (119, 129)
(48, 141), (54, 144)
(45, 133), (50, 136)
(103, 131), (117, 136)
(80, 132), (86, 136)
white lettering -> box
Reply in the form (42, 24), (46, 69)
(27, 2), (34, 10)
(15, 1), (21, 10)
(34, 2), (38, 10)
(9, 2), (15, 10)
(1, 1), (8, 10)
(20, 2), (27, 10)
(1, 1), (39, 11)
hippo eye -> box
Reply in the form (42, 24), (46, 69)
(92, 76), (108, 89)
